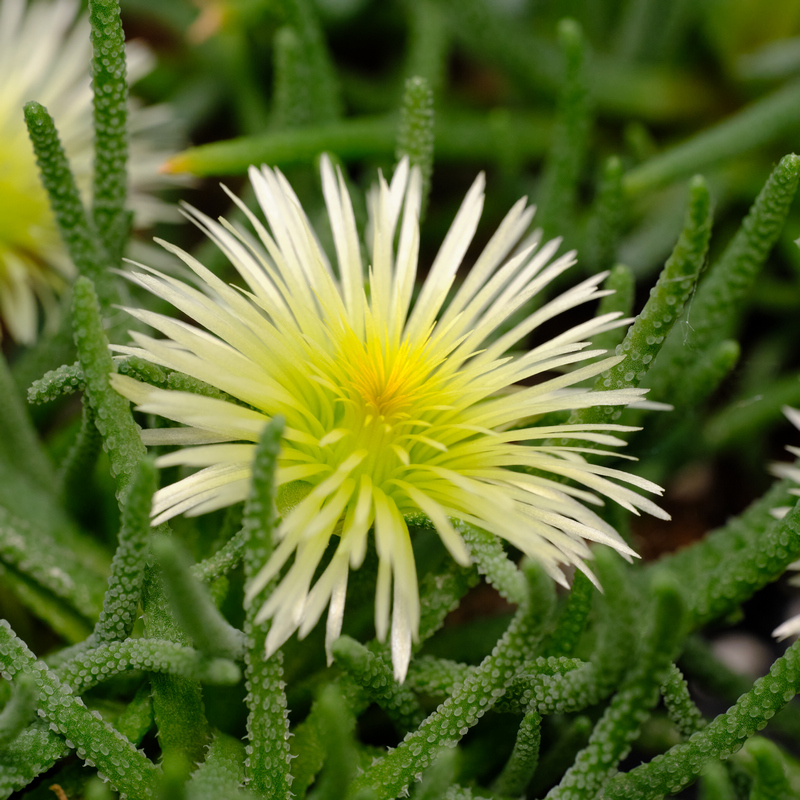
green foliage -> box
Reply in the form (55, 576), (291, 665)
(646, 154), (800, 403)
(548, 574), (687, 798)
(536, 19), (591, 242)
(699, 761), (736, 800)
(0, 506), (104, 623)
(0, 720), (71, 799)
(271, 26), (317, 130)
(493, 710), (542, 797)
(93, 457), (155, 644)
(115, 682), (155, 744)
(142, 566), (212, 777)
(345, 562), (554, 800)
(269, 0), (341, 124)
(744, 738), (794, 800)
(561, 550), (636, 708)
(0, 675), (38, 749)
(242, 417), (292, 800)
(0, 561), (95, 645)
(603, 636), (800, 798)
(0, 620), (161, 798)
(572, 175), (712, 430)
(405, 0), (448, 98)
(153, 534), (246, 659)
(72, 277), (146, 499)
(10, 3), (800, 798)
(498, 656), (587, 714)
(661, 664), (706, 740)
(680, 635), (800, 742)
(89, 0), (130, 263)
(396, 76), (435, 216)
(55, 638), (240, 694)
(163, 114), (550, 176)
(458, 521), (527, 604)
(166, 369), (243, 404)
(591, 264), (634, 355)
(23, 103), (115, 307)
(541, 570), (594, 658)
(669, 338), (741, 416)
(191, 526), (250, 584)
(186, 732), (254, 800)
(624, 83), (800, 193)
(531, 716), (593, 797)
(0, 353), (54, 490)
(584, 159), (625, 276)
(310, 684), (362, 800)
(704, 370), (800, 449)
(27, 361), (85, 404)
(58, 400), (102, 514)
(331, 635), (425, 732)
(650, 482), (800, 629)
(415, 556), (480, 644)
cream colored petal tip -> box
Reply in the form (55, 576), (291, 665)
(774, 614), (800, 641)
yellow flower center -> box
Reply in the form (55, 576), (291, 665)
(315, 323), (450, 488)
(348, 339), (418, 420)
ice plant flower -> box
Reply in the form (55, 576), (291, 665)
(769, 406), (800, 641)
(111, 156), (668, 681)
(0, 0), (181, 344)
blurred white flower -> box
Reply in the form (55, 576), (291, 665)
(0, 0), (182, 344)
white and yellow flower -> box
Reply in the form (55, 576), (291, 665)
(111, 156), (667, 681)
(0, 0), (181, 344)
